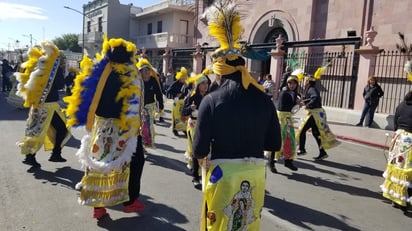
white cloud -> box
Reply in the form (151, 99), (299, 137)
(0, 2), (47, 20)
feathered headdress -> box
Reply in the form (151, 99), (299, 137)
(396, 32), (412, 82)
(63, 35), (142, 132)
(187, 68), (211, 96)
(206, 0), (242, 61)
(205, 0), (264, 92)
(175, 67), (188, 81)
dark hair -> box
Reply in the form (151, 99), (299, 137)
(404, 90), (412, 101)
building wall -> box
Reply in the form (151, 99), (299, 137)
(198, 0), (412, 51)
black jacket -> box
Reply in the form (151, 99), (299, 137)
(144, 77), (164, 110)
(193, 73), (281, 160)
(394, 98), (412, 132)
(363, 84), (384, 106)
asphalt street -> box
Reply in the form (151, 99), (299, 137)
(0, 94), (411, 231)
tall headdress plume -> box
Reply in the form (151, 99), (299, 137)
(396, 32), (412, 82)
(206, 0), (242, 61)
(205, 0), (264, 92)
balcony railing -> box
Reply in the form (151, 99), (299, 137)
(135, 32), (193, 49)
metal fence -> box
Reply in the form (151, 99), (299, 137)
(285, 51), (357, 109)
(373, 50), (412, 114)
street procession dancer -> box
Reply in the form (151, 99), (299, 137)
(63, 36), (143, 219)
(136, 58), (164, 149)
(16, 41), (71, 168)
(192, 1), (281, 230)
(267, 72), (303, 173)
(380, 37), (412, 212)
(170, 66), (190, 136)
(295, 64), (341, 160)
(182, 68), (211, 189)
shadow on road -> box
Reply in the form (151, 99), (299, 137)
(97, 195), (188, 231)
(65, 136), (81, 149)
(264, 194), (361, 231)
(27, 166), (83, 190)
(0, 96), (28, 121)
(277, 171), (382, 200)
(145, 152), (188, 174)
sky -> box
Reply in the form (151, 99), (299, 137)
(0, 0), (161, 50)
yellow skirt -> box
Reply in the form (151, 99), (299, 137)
(381, 129), (412, 207)
(201, 158), (266, 231)
(295, 108), (340, 150)
(18, 102), (71, 155)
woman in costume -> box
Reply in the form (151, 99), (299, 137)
(137, 58), (164, 148)
(170, 67), (189, 136)
(267, 74), (302, 173)
(182, 68), (210, 189)
(295, 67), (340, 160)
(193, 1), (281, 230)
(63, 37), (143, 219)
(380, 60), (412, 212)
(16, 41), (71, 167)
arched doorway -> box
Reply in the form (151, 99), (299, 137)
(260, 27), (289, 77)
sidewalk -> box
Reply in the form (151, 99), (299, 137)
(293, 116), (392, 150)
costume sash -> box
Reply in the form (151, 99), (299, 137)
(275, 111), (296, 160)
(295, 108), (340, 150)
(201, 158), (266, 231)
(38, 58), (60, 105)
(381, 129), (412, 206)
(142, 102), (156, 147)
(172, 98), (187, 131)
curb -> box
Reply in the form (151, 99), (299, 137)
(335, 134), (388, 150)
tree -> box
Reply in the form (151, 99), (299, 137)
(53, 33), (82, 52)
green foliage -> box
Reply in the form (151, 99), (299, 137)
(52, 33), (82, 52)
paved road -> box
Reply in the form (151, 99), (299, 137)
(0, 94), (411, 231)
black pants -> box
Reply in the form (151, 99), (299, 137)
(2, 76), (11, 91)
(298, 115), (323, 151)
(51, 112), (68, 154)
(124, 135), (145, 206)
(192, 156), (200, 180)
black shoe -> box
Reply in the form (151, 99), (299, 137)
(297, 149), (307, 156)
(355, 122), (362, 127)
(22, 154), (41, 168)
(192, 179), (202, 190)
(313, 152), (328, 161)
(284, 159), (298, 171)
(173, 130), (179, 136)
(267, 162), (277, 174)
(48, 153), (67, 162)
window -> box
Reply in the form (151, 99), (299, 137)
(148, 23), (152, 35)
(87, 21), (91, 33)
(98, 17), (103, 32)
(157, 21), (162, 33)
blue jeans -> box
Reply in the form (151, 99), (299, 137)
(359, 102), (378, 126)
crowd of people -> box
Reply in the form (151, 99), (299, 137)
(2, 2), (411, 230)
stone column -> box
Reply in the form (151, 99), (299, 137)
(193, 43), (203, 74)
(269, 35), (285, 100)
(354, 27), (380, 110)
(162, 45), (172, 75)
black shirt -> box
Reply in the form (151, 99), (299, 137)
(144, 77), (164, 110)
(45, 66), (65, 103)
(278, 90), (299, 112)
(95, 71), (122, 119)
(182, 93), (205, 118)
(394, 99), (412, 132)
(304, 86), (322, 109)
(193, 73), (281, 160)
